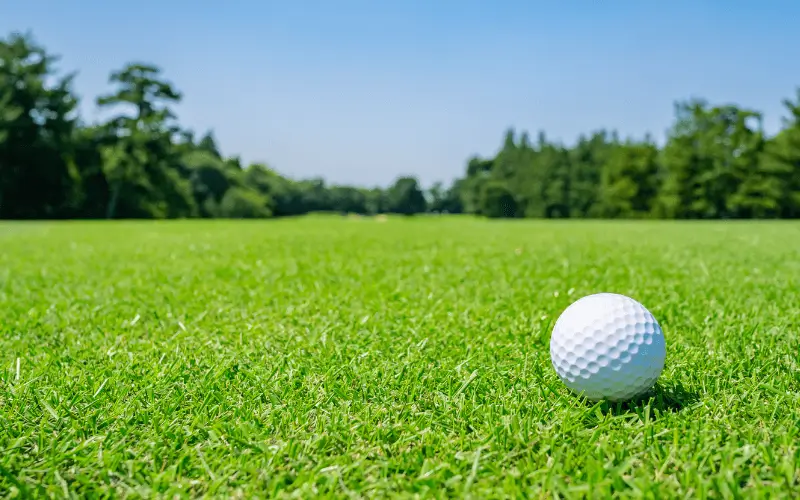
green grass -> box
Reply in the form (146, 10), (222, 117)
(1, 216), (799, 498)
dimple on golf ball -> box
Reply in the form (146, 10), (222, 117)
(549, 293), (666, 402)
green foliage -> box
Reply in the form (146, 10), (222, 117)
(216, 186), (272, 218)
(757, 91), (800, 218)
(181, 150), (233, 217)
(479, 180), (517, 218)
(196, 130), (222, 158)
(385, 176), (427, 215)
(600, 139), (660, 218)
(327, 185), (368, 214)
(458, 156), (492, 214)
(0, 32), (81, 218)
(427, 181), (463, 214)
(1, 30), (799, 220)
(657, 101), (767, 219)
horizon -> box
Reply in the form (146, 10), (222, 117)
(5, 0), (800, 189)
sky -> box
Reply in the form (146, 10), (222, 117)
(4, 1), (800, 188)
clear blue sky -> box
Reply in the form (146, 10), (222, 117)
(4, 1), (800, 188)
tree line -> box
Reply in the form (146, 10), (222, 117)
(1, 31), (799, 220)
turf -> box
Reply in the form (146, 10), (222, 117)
(1, 216), (799, 498)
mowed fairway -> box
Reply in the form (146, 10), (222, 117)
(1, 216), (799, 498)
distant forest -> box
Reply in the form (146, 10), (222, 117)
(2, 31), (799, 220)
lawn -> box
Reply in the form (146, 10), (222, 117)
(1, 216), (799, 498)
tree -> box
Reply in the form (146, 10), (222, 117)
(242, 163), (301, 216)
(297, 178), (330, 213)
(536, 141), (572, 218)
(217, 186), (271, 218)
(0, 32), (82, 218)
(459, 155), (493, 214)
(385, 176), (427, 215)
(480, 181), (518, 218)
(755, 89), (800, 218)
(197, 130), (222, 158)
(599, 139), (660, 218)
(657, 100), (766, 219)
(181, 150), (233, 217)
(328, 185), (368, 214)
(3, 29), (800, 221)
(569, 131), (617, 217)
(427, 180), (463, 214)
(364, 188), (388, 215)
(427, 182), (445, 212)
(96, 62), (194, 218)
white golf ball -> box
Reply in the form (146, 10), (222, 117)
(549, 293), (666, 402)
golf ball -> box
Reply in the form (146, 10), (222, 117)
(549, 293), (666, 402)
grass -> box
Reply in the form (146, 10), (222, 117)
(1, 215), (799, 498)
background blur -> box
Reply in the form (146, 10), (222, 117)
(2, 0), (800, 220)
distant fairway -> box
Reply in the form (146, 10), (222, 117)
(1, 216), (799, 497)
